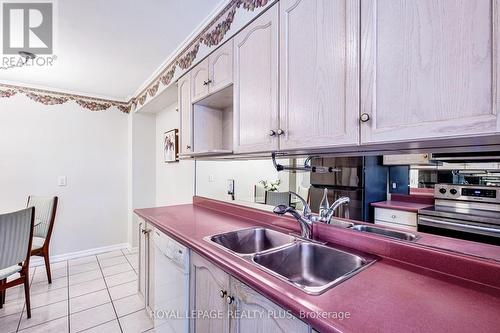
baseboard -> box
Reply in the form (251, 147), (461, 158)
(30, 242), (130, 267)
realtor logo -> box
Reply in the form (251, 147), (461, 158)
(2, 2), (53, 54)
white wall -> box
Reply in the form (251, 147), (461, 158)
(155, 103), (195, 206)
(129, 111), (157, 248)
(0, 95), (129, 256)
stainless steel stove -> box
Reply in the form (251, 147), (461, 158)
(418, 184), (500, 244)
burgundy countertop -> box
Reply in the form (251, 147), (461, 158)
(135, 198), (500, 333)
(371, 200), (432, 212)
(371, 193), (434, 212)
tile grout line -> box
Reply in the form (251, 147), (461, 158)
(67, 260), (71, 333)
(14, 265), (37, 332)
(96, 255), (124, 333)
(121, 250), (139, 275)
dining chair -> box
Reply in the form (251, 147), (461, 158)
(27, 196), (58, 284)
(0, 207), (35, 318)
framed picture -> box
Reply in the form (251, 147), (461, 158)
(163, 129), (179, 162)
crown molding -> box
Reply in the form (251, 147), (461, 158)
(130, 0), (232, 100)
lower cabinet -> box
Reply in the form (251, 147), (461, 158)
(190, 251), (231, 332)
(138, 218), (155, 310)
(190, 252), (310, 333)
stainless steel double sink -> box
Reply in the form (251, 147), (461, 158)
(206, 227), (376, 295)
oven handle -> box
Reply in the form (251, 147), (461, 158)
(418, 216), (500, 234)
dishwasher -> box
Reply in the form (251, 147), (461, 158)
(152, 229), (190, 333)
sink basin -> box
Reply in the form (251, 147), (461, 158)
(209, 227), (295, 256)
(329, 218), (354, 228)
(253, 242), (375, 294)
(352, 225), (418, 241)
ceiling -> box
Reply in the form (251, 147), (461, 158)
(0, 0), (223, 100)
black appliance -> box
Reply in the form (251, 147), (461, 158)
(309, 156), (387, 222)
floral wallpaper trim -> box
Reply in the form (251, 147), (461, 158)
(134, 0), (271, 106)
(0, 84), (131, 113)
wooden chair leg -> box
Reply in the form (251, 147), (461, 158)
(0, 279), (6, 308)
(43, 250), (52, 284)
(24, 275), (31, 318)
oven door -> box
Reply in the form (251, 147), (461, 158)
(417, 215), (500, 239)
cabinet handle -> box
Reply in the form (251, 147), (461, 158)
(203, 79), (212, 86)
(391, 215), (396, 219)
(226, 295), (234, 304)
(269, 130), (276, 137)
(219, 290), (227, 298)
(360, 113), (371, 122)
(186, 145), (191, 150)
(277, 129), (285, 136)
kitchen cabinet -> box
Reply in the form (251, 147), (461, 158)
(374, 207), (417, 231)
(190, 252), (309, 333)
(209, 40), (233, 93)
(229, 278), (309, 333)
(233, 4), (279, 153)
(279, 0), (360, 150)
(360, 0), (500, 144)
(138, 218), (154, 310)
(191, 59), (210, 102)
(178, 74), (192, 155)
(190, 252), (231, 333)
(191, 40), (234, 103)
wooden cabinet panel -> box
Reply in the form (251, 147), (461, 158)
(233, 4), (279, 153)
(209, 39), (233, 93)
(190, 252), (231, 333)
(138, 219), (152, 307)
(191, 58), (210, 102)
(361, 0), (500, 143)
(229, 278), (309, 333)
(178, 74), (192, 155)
(279, 0), (359, 150)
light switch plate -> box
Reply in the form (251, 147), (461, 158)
(58, 176), (67, 187)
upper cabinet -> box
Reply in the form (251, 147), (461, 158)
(191, 58), (210, 103)
(360, 0), (500, 144)
(279, 0), (360, 150)
(192, 40), (234, 103)
(178, 74), (192, 155)
(233, 4), (279, 153)
(209, 40), (234, 93)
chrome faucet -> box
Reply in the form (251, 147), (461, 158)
(320, 196), (350, 224)
(273, 191), (313, 239)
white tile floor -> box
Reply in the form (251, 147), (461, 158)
(0, 248), (154, 333)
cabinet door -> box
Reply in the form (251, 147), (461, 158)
(229, 278), (309, 333)
(233, 4), (279, 153)
(138, 220), (150, 305)
(361, 0), (500, 144)
(191, 58), (210, 102)
(209, 39), (234, 93)
(279, 0), (359, 150)
(190, 252), (230, 333)
(178, 74), (192, 155)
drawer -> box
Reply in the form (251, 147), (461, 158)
(375, 220), (417, 232)
(374, 207), (417, 227)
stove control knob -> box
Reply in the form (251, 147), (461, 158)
(450, 188), (458, 195)
(439, 188), (447, 194)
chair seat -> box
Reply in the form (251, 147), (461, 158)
(0, 265), (21, 280)
(31, 237), (45, 250)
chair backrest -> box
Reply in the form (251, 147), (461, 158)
(0, 207), (34, 270)
(27, 196), (58, 239)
